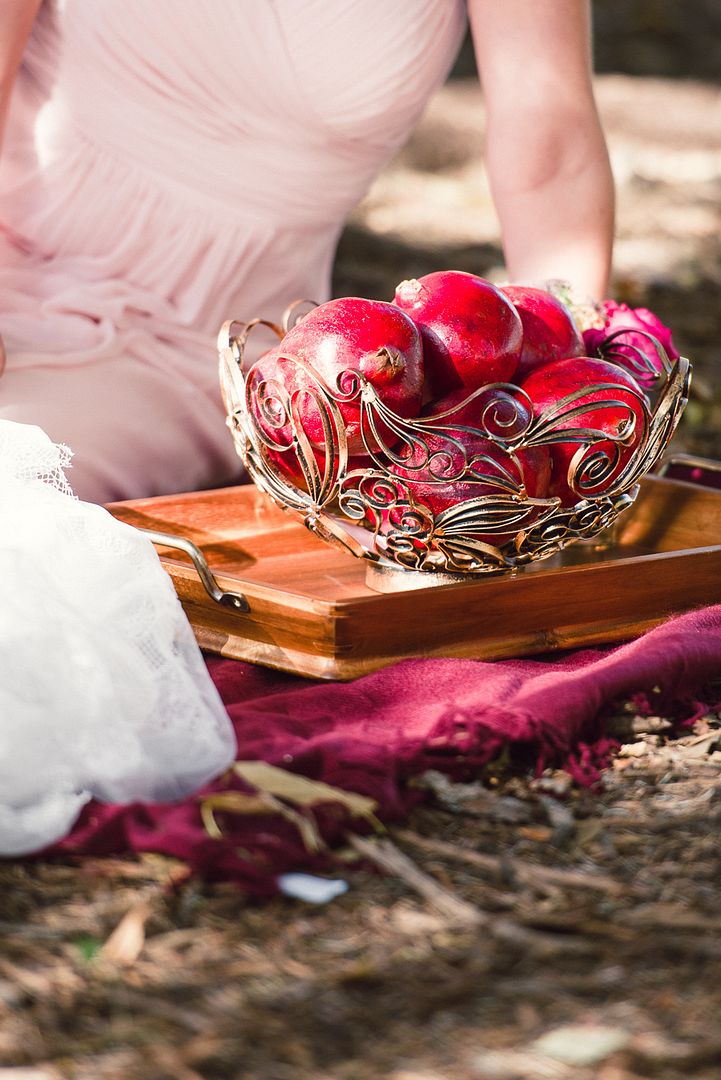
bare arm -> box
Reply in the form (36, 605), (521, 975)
(0, 0), (42, 150)
(468, 0), (614, 300)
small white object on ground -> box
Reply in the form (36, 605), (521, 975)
(277, 873), (349, 904)
(532, 1024), (631, 1065)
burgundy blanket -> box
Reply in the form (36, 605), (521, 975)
(50, 604), (721, 894)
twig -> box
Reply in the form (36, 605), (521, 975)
(392, 828), (630, 897)
(617, 905), (721, 932)
(347, 834), (482, 926)
(347, 834), (592, 957)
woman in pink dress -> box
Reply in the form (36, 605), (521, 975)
(0, 0), (613, 504)
(0, 0), (615, 856)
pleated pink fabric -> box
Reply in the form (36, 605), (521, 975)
(0, 0), (466, 501)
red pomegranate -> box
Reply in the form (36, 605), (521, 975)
(392, 271), (522, 396)
(520, 356), (647, 506)
(266, 443), (371, 493)
(501, 285), (584, 380)
(423, 386), (530, 440)
(249, 297), (424, 456)
(385, 426), (550, 549)
(421, 387), (552, 500)
(391, 431), (521, 514)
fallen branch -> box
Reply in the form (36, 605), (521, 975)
(392, 828), (631, 897)
(347, 834), (592, 957)
(347, 834), (482, 926)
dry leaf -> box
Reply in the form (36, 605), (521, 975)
(684, 731), (721, 757)
(619, 741), (649, 758)
(200, 789), (325, 853)
(100, 901), (152, 967)
(199, 763), (381, 855)
(518, 826), (553, 843)
(532, 1023), (631, 1065)
(232, 761), (381, 826)
(199, 791), (282, 839)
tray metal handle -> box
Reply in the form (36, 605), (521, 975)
(656, 453), (721, 480)
(139, 528), (250, 612)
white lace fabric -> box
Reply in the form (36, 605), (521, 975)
(0, 421), (237, 856)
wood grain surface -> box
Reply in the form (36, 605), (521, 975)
(107, 476), (721, 680)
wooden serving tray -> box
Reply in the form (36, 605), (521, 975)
(108, 475), (721, 681)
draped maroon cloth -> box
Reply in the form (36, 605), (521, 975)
(48, 604), (721, 895)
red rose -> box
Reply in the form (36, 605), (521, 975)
(583, 301), (679, 388)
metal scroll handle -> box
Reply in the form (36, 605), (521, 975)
(139, 528), (250, 612)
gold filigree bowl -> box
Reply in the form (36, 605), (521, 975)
(217, 311), (691, 577)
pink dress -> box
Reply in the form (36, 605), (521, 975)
(0, 0), (465, 502)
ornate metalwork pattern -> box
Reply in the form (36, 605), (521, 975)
(218, 316), (690, 576)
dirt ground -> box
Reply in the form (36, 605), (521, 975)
(3, 713), (721, 1080)
(4, 43), (721, 1080)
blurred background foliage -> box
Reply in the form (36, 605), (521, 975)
(449, 1), (721, 81)
(592, 0), (721, 80)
